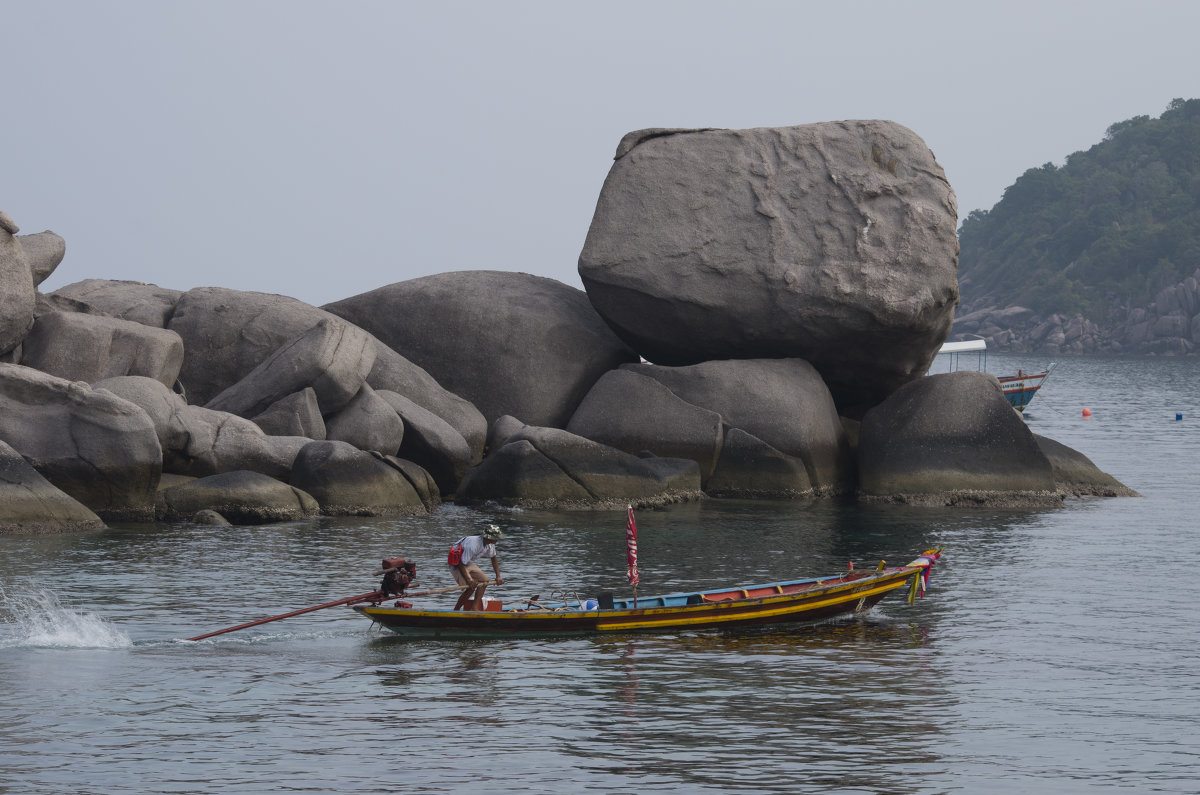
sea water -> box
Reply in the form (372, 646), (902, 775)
(2, 354), (1198, 793)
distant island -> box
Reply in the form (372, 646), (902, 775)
(952, 97), (1200, 355)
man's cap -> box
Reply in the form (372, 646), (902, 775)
(482, 525), (504, 541)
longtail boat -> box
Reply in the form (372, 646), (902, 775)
(352, 549), (942, 639)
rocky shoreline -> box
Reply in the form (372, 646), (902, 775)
(953, 267), (1200, 355)
(0, 121), (1136, 534)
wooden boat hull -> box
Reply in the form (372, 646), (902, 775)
(353, 560), (934, 639)
(999, 365), (1054, 411)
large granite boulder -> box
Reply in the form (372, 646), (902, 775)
(366, 343), (487, 461)
(167, 286), (485, 453)
(567, 359), (851, 497)
(567, 369), (724, 479)
(156, 470), (319, 524)
(577, 122), (960, 413)
(93, 375), (310, 480)
(51, 279), (183, 328)
(0, 364), (161, 521)
(20, 311), (184, 387)
(0, 439), (106, 534)
(205, 317), (375, 418)
(456, 423), (702, 510)
(377, 389), (474, 495)
(17, 230), (66, 287)
(1034, 434), (1139, 498)
(251, 388), (326, 439)
(323, 271), (638, 428)
(0, 212), (36, 356)
(171, 406), (310, 480)
(288, 440), (434, 516)
(323, 383), (404, 454)
(168, 287), (313, 403)
(857, 370), (1060, 506)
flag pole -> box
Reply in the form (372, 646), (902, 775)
(626, 504), (640, 609)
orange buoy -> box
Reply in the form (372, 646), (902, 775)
(1082, 408), (1092, 417)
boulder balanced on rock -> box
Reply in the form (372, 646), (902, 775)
(578, 121), (960, 414)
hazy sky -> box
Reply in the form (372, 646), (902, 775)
(4, 1), (1198, 307)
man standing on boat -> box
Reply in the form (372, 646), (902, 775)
(448, 525), (505, 610)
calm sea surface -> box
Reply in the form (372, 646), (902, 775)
(3, 354), (1199, 794)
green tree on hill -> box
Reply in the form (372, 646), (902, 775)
(958, 98), (1200, 321)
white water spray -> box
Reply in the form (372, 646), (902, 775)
(0, 585), (132, 649)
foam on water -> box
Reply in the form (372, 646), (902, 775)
(0, 585), (132, 649)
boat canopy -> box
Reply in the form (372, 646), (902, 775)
(937, 340), (987, 353)
(935, 338), (987, 373)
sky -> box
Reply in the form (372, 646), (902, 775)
(4, 1), (1199, 308)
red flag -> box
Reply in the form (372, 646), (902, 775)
(625, 504), (639, 587)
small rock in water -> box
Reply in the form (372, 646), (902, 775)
(190, 509), (231, 526)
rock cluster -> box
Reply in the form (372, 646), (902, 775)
(1, 120), (1135, 533)
(954, 268), (1200, 355)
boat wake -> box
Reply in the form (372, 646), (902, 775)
(0, 585), (132, 649)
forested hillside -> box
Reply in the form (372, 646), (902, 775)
(953, 98), (1200, 354)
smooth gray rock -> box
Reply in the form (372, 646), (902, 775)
(1034, 434), (1140, 498)
(324, 383), (403, 454)
(0, 219), (35, 355)
(288, 440), (431, 516)
(52, 279), (183, 328)
(323, 270), (637, 428)
(484, 414), (529, 457)
(630, 359), (851, 491)
(569, 359), (850, 496)
(190, 509), (231, 525)
(375, 452), (440, 511)
(167, 287), (480, 452)
(156, 470), (319, 524)
(456, 424), (702, 510)
(94, 375), (310, 480)
(93, 376), (194, 459)
(170, 287), (352, 406)
(206, 317), (375, 419)
(0, 364), (161, 521)
(857, 371), (1060, 506)
(567, 368), (724, 482)
(377, 389), (474, 495)
(578, 122), (959, 413)
(17, 231), (66, 287)
(172, 405), (310, 480)
(20, 311), (184, 387)
(0, 439), (106, 534)
(251, 388), (326, 439)
(705, 427), (813, 498)
(366, 342), (487, 462)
